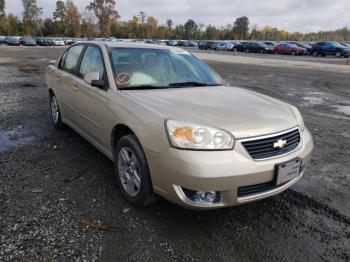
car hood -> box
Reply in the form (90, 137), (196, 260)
(122, 86), (298, 139)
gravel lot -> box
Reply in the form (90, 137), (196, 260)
(0, 46), (349, 262)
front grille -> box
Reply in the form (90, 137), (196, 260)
(241, 128), (301, 160)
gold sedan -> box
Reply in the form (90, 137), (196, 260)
(46, 41), (313, 209)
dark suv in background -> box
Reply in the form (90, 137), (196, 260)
(311, 41), (350, 57)
(198, 41), (218, 50)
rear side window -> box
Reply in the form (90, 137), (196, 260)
(62, 45), (84, 74)
(79, 46), (105, 80)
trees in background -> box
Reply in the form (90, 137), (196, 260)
(86, 0), (119, 37)
(233, 16), (249, 39)
(65, 0), (80, 37)
(53, 0), (66, 35)
(0, 0), (6, 34)
(21, 0), (42, 35)
(6, 13), (22, 35)
(0, 0), (349, 41)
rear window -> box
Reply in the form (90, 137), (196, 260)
(62, 45), (84, 74)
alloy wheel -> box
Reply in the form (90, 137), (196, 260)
(50, 96), (59, 124)
(117, 147), (142, 197)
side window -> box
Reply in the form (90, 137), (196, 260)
(63, 45), (84, 74)
(79, 46), (105, 80)
(58, 50), (68, 69)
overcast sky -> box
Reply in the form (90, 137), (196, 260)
(5, 0), (350, 33)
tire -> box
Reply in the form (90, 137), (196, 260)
(291, 51), (296, 56)
(321, 53), (326, 57)
(335, 52), (342, 58)
(49, 93), (64, 129)
(114, 135), (155, 207)
(312, 51), (318, 57)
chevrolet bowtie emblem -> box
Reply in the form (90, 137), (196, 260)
(273, 139), (287, 149)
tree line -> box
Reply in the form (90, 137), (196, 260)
(0, 0), (349, 41)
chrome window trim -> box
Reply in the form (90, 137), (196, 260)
(239, 126), (303, 161)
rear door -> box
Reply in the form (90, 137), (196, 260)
(59, 45), (85, 124)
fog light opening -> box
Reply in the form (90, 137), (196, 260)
(180, 187), (222, 205)
(195, 191), (217, 203)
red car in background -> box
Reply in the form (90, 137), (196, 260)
(273, 43), (306, 55)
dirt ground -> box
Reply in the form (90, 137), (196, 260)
(0, 46), (349, 262)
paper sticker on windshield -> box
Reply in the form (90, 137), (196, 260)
(171, 49), (190, 55)
(115, 72), (132, 87)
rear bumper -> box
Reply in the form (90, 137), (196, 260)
(146, 128), (313, 209)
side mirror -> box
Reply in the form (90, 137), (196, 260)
(84, 71), (100, 85)
(84, 72), (105, 89)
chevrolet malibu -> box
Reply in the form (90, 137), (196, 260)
(46, 42), (314, 209)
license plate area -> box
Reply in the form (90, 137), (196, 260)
(275, 158), (301, 186)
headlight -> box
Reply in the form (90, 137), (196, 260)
(290, 106), (305, 132)
(165, 120), (234, 150)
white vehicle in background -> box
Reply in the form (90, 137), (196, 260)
(52, 38), (65, 46)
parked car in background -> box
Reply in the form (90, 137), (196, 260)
(52, 38), (65, 46)
(273, 43), (306, 55)
(154, 40), (167, 46)
(207, 41), (219, 50)
(4, 36), (20, 46)
(37, 37), (52, 46)
(245, 42), (273, 53)
(20, 37), (37, 46)
(0, 36), (5, 45)
(217, 42), (235, 51)
(198, 41), (207, 50)
(144, 40), (156, 45)
(176, 40), (190, 47)
(340, 42), (350, 48)
(167, 40), (178, 46)
(234, 42), (250, 52)
(288, 41), (312, 55)
(312, 41), (350, 57)
(64, 38), (76, 45)
(263, 41), (277, 47)
(188, 40), (198, 47)
(46, 41), (313, 209)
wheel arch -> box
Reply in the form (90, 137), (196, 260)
(111, 124), (137, 158)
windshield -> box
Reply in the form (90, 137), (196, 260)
(329, 41), (345, 48)
(109, 48), (223, 89)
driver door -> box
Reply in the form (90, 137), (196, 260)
(69, 45), (111, 149)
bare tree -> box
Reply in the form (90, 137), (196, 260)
(139, 11), (147, 24)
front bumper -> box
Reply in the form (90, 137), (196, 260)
(146, 128), (313, 209)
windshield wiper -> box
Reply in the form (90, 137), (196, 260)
(118, 85), (169, 90)
(169, 81), (220, 87)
